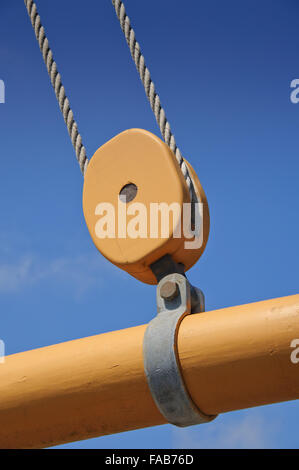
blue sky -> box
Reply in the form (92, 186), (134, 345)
(0, 0), (299, 449)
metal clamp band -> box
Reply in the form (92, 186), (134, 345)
(143, 273), (217, 427)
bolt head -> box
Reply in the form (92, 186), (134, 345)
(160, 281), (179, 301)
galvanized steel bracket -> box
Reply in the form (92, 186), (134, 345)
(143, 272), (217, 427)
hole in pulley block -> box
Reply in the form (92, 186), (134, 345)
(119, 183), (138, 203)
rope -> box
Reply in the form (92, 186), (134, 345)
(111, 0), (194, 198)
(24, 0), (195, 198)
(24, 0), (88, 176)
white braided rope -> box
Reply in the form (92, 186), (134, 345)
(24, 0), (89, 176)
(112, 0), (194, 199)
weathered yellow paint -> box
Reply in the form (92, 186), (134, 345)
(0, 294), (298, 448)
(83, 129), (209, 284)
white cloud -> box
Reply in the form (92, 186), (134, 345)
(0, 252), (113, 295)
(172, 412), (277, 449)
(0, 256), (35, 292)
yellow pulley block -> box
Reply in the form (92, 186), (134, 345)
(83, 129), (209, 284)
